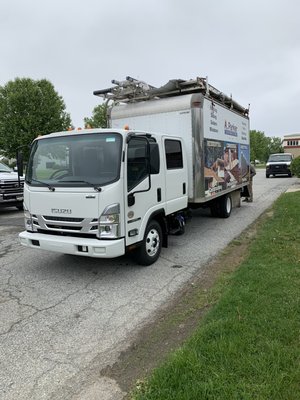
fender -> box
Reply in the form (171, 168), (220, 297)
(134, 208), (168, 249)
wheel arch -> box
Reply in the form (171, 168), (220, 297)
(145, 209), (168, 248)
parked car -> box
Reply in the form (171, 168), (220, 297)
(0, 161), (24, 210)
(266, 153), (293, 178)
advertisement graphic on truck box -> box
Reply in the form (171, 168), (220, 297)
(240, 143), (250, 182)
(204, 140), (249, 197)
(203, 98), (249, 144)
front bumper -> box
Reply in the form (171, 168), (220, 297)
(19, 231), (125, 258)
(0, 194), (23, 206)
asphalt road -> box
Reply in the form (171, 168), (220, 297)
(0, 170), (298, 400)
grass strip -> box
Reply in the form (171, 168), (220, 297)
(132, 192), (300, 400)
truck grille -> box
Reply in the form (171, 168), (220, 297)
(269, 164), (289, 173)
(32, 214), (98, 236)
(0, 180), (24, 190)
(42, 216), (84, 223)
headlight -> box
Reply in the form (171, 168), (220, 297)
(24, 210), (34, 232)
(98, 203), (120, 239)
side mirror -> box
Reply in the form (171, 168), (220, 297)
(16, 151), (24, 177)
(150, 143), (160, 174)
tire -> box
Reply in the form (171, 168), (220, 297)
(133, 220), (162, 266)
(218, 194), (232, 218)
(266, 174), (270, 178)
(16, 204), (23, 211)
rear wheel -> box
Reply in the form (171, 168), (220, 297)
(210, 194), (232, 218)
(133, 220), (162, 266)
(219, 194), (232, 218)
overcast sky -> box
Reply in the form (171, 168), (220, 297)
(1, 0), (299, 138)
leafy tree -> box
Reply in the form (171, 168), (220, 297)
(84, 103), (108, 128)
(250, 130), (283, 163)
(267, 136), (283, 155)
(0, 78), (71, 159)
(250, 130), (269, 162)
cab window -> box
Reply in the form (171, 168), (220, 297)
(127, 138), (148, 191)
(165, 139), (183, 169)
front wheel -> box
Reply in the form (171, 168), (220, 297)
(133, 220), (162, 266)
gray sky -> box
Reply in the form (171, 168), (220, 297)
(1, 0), (299, 138)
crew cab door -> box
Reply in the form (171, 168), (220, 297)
(163, 137), (188, 214)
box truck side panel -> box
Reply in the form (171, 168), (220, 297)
(110, 94), (250, 205)
(202, 98), (250, 199)
(202, 98), (249, 144)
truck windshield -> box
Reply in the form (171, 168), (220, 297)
(268, 154), (292, 162)
(26, 133), (122, 187)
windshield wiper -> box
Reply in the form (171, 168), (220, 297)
(58, 180), (102, 192)
(28, 178), (55, 192)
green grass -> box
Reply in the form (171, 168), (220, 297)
(132, 192), (300, 400)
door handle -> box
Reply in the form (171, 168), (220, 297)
(157, 188), (161, 202)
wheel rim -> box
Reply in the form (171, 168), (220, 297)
(145, 228), (160, 257)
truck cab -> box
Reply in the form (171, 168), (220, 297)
(19, 128), (188, 265)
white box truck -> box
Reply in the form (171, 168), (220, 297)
(19, 77), (251, 265)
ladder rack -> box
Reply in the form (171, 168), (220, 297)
(93, 76), (249, 115)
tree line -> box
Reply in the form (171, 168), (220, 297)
(0, 77), (283, 162)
